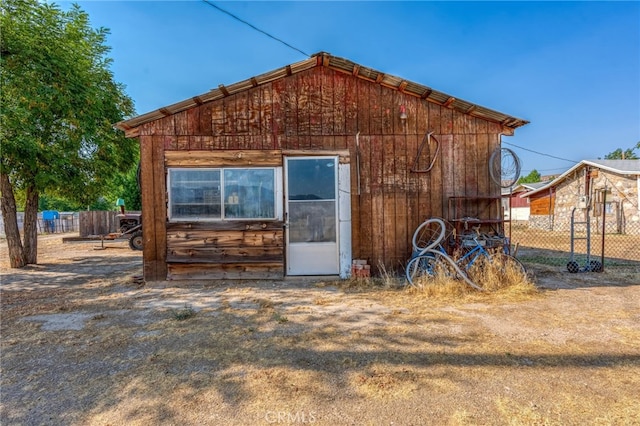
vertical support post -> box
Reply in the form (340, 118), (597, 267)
(601, 185), (606, 272)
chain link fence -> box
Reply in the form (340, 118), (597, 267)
(0, 212), (80, 237)
(509, 218), (640, 274)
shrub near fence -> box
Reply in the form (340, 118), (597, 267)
(510, 221), (640, 273)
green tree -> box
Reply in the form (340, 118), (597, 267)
(604, 145), (639, 160)
(517, 169), (541, 184)
(1, 0), (136, 267)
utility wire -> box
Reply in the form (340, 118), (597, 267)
(201, 1), (310, 58)
(502, 140), (579, 164)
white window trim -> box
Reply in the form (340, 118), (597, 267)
(167, 167), (283, 222)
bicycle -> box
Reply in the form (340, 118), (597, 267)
(405, 218), (525, 290)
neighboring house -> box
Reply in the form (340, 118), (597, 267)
(522, 159), (640, 234)
(115, 52), (528, 281)
(501, 182), (547, 222)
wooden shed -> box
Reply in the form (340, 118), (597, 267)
(115, 52), (528, 281)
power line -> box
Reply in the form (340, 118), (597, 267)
(201, 1), (310, 58)
(502, 140), (579, 164)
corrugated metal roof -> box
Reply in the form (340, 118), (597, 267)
(522, 159), (640, 197)
(115, 52), (529, 132)
(501, 181), (548, 196)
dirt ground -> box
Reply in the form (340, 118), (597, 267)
(1, 234), (639, 425)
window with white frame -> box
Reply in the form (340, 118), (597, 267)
(168, 168), (279, 221)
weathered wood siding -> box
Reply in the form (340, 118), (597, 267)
(530, 192), (555, 215)
(138, 66), (505, 280)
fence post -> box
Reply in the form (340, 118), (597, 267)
(601, 185), (606, 272)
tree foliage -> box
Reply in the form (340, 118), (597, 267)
(0, 0), (136, 267)
(604, 147), (639, 160)
(517, 169), (541, 184)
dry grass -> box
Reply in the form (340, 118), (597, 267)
(405, 252), (539, 302)
(2, 235), (639, 425)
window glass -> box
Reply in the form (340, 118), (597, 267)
(224, 169), (275, 219)
(288, 200), (336, 243)
(169, 169), (221, 219)
(287, 159), (336, 200)
(168, 168), (276, 221)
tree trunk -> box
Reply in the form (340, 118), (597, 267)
(23, 184), (39, 264)
(0, 172), (26, 268)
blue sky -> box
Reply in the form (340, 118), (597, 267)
(60, 1), (639, 176)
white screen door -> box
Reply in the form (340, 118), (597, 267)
(285, 157), (339, 275)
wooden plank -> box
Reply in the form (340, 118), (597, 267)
(406, 133), (422, 246)
(369, 135), (383, 194)
(283, 74), (298, 148)
(382, 134), (397, 268)
(212, 102), (225, 137)
(349, 148), (361, 262)
(488, 133), (501, 198)
(334, 70), (347, 135)
(347, 73), (360, 135)
(201, 136), (215, 150)
(167, 252), (283, 264)
(297, 71), (311, 136)
(248, 87), (261, 136)
(260, 83), (273, 148)
(309, 69), (322, 135)
(163, 135), (177, 150)
(357, 133), (372, 262)
(167, 263), (284, 280)
(176, 136), (189, 150)
(152, 135), (167, 279)
(175, 111), (189, 136)
(199, 103), (213, 136)
(165, 150), (283, 167)
(139, 135), (157, 281)
(371, 193), (385, 272)
(187, 107), (201, 135)
(282, 149), (349, 159)
(394, 133), (409, 264)
(167, 230), (283, 248)
(452, 134), (466, 200)
(465, 135), (479, 216)
(309, 135), (323, 150)
(381, 86), (394, 135)
(159, 115), (175, 135)
(356, 78), (370, 135)
(440, 134), (455, 220)
(441, 105), (453, 134)
(224, 98), (237, 149)
(476, 133), (491, 197)
(320, 66), (334, 135)
(236, 91), (250, 138)
(369, 83), (382, 135)
(427, 101), (441, 134)
(167, 221), (284, 232)
(271, 79), (284, 149)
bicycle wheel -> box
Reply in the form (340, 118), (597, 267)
(411, 218), (446, 254)
(500, 254), (526, 276)
(489, 147), (521, 188)
(407, 250), (483, 291)
(405, 254), (438, 287)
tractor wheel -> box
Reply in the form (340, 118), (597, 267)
(129, 231), (143, 251)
